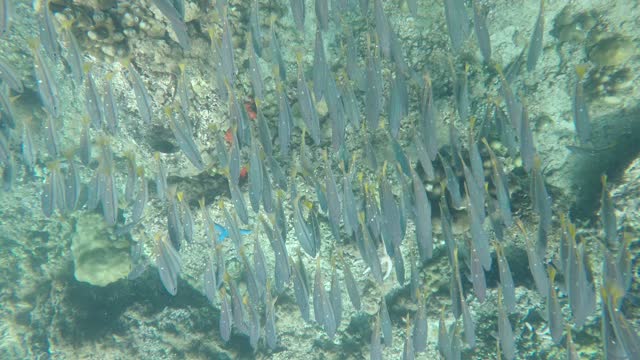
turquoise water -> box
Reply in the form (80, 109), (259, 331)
(0, 0), (638, 359)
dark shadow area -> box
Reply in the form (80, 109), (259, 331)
(59, 268), (213, 344)
(57, 267), (264, 358)
(147, 124), (180, 154)
(568, 104), (640, 220)
(167, 171), (229, 207)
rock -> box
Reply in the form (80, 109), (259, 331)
(587, 33), (635, 67)
(71, 214), (131, 287)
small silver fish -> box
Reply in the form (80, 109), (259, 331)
(166, 187), (183, 249)
(0, 58), (22, 93)
(291, 252), (310, 322)
(248, 129), (264, 212)
(131, 167), (148, 224)
(203, 255), (217, 304)
(229, 177), (249, 225)
(38, 2), (61, 61)
(519, 102), (536, 172)
(411, 167), (433, 263)
(84, 68), (104, 129)
(0, 0), (11, 37)
(403, 315), (415, 359)
(103, 73), (119, 135)
(469, 239), (487, 302)
(329, 259), (342, 328)
(176, 192), (193, 243)
(167, 106), (204, 170)
(276, 82), (292, 156)
(247, 33), (264, 102)
(364, 38), (383, 131)
(600, 175), (618, 249)
(454, 247), (476, 348)
(315, 0), (329, 32)
(60, 20), (83, 85)
(389, 68), (408, 138)
(518, 220), (549, 298)
(270, 21), (287, 81)
(151, 0), (191, 51)
(290, 0), (305, 32)
(296, 55), (321, 144)
(374, 0), (391, 58)
(497, 287), (516, 360)
(127, 62), (153, 124)
(340, 251), (361, 311)
(177, 63), (190, 112)
(312, 29), (328, 100)
(154, 153), (168, 201)
(64, 159), (81, 212)
(412, 292), (428, 352)
(547, 266), (564, 344)
(31, 41), (60, 118)
(526, 0), (545, 72)
(293, 196), (318, 257)
(370, 313), (382, 360)
(156, 234), (181, 296)
(265, 281), (278, 349)
(494, 241), (516, 313)
(420, 74), (438, 160)
(443, 0), (471, 52)
(313, 259), (337, 339)
(472, 0), (491, 62)
(21, 117), (36, 170)
(219, 287), (232, 342)
(249, 0), (261, 56)
(573, 64), (592, 145)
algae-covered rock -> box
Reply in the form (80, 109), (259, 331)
(552, 6), (598, 44)
(587, 32), (635, 67)
(71, 214), (131, 287)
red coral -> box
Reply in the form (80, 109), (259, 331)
(244, 99), (257, 120)
(225, 127), (234, 145)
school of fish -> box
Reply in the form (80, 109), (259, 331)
(0, 0), (637, 358)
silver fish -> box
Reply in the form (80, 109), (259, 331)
(296, 55), (321, 144)
(573, 65), (591, 145)
(85, 68), (104, 129)
(389, 68), (408, 139)
(443, 0), (471, 52)
(0, 0), (11, 37)
(60, 20), (84, 85)
(103, 73), (119, 135)
(127, 62), (153, 124)
(340, 252), (361, 311)
(472, 0), (491, 62)
(32, 42), (60, 117)
(203, 255), (217, 304)
(494, 241), (516, 313)
(312, 29), (328, 100)
(497, 287), (516, 360)
(265, 281), (278, 349)
(38, 2), (61, 61)
(315, 0), (328, 31)
(526, 0), (545, 72)
(412, 292), (428, 352)
(290, 0), (305, 32)
(0, 58), (22, 93)
(547, 267), (564, 344)
(247, 33), (264, 102)
(151, 0), (191, 51)
(219, 287), (232, 342)
(156, 235), (181, 296)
